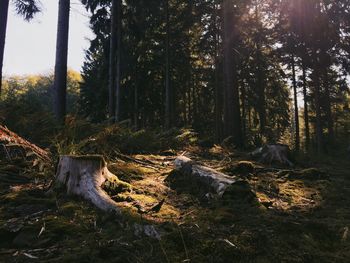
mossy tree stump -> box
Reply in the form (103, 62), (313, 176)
(55, 155), (124, 214)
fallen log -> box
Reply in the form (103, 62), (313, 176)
(166, 156), (255, 201)
(0, 125), (50, 162)
(54, 155), (127, 214)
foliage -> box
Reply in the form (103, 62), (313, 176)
(0, 70), (81, 146)
(12, 0), (41, 21)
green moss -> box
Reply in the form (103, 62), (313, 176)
(108, 163), (146, 183)
(102, 178), (132, 196)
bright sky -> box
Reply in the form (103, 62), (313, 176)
(3, 0), (93, 76)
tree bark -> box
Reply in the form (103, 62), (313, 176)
(302, 61), (310, 150)
(255, 3), (266, 135)
(108, 0), (118, 122)
(313, 68), (323, 153)
(53, 0), (70, 124)
(0, 0), (10, 96)
(250, 144), (293, 166)
(291, 54), (300, 152)
(323, 69), (334, 143)
(214, 4), (222, 143)
(165, 0), (173, 129)
(115, 0), (122, 122)
(223, 0), (242, 146)
(54, 155), (122, 214)
(167, 156), (255, 201)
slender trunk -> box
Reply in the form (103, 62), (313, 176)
(214, 3), (222, 143)
(115, 0), (122, 122)
(53, 0), (70, 124)
(165, 0), (172, 129)
(256, 47), (266, 135)
(314, 68), (323, 153)
(302, 61), (310, 149)
(108, 0), (118, 121)
(241, 81), (246, 144)
(0, 0), (9, 96)
(255, 2), (265, 135)
(223, 0), (242, 146)
(323, 69), (334, 142)
(291, 54), (300, 152)
(134, 72), (139, 129)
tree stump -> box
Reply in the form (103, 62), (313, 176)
(250, 144), (293, 166)
(54, 155), (123, 214)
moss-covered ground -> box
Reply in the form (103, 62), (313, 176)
(0, 145), (350, 262)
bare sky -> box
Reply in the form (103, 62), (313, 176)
(3, 0), (93, 76)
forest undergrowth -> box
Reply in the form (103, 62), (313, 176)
(0, 122), (349, 263)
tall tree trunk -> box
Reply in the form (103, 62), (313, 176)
(255, 2), (265, 135)
(108, 0), (118, 122)
(302, 61), (310, 150)
(0, 0), (9, 96)
(240, 80), (246, 144)
(313, 68), (323, 153)
(214, 2), (222, 143)
(256, 47), (266, 135)
(323, 68), (334, 143)
(53, 0), (70, 124)
(115, 0), (122, 122)
(134, 77), (139, 129)
(291, 54), (300, 152)
(223, 0), (242, 146)
(165, 0), (173, 129)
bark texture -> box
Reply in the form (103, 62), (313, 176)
(167, 156), (255, 201)
(108, 0), (118, 121)
(222, 0), (242, 145)
(55, 155), (122, 214)
(0, 0), (10, 95)
(250, 144), (293, 166)
(53, 0), (70, 123)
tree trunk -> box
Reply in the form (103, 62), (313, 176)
(134, 73), (139, 129)
(54, 155), (123, 214)
(323, 69), (334, 143)
(302, 61), (310, 150)
(115, 0), (122, 122)
(214, 3), (222, 143)
(313, 69), (323, 153)
(291, 54), (300, 152)
(108, 0), (118, 122)
(53, 0), (70, 124)
(0, 0), (9, 96)
(223, 0), (242, 146)
(255, 3), (266, 135)
(165, 0), (173, 129)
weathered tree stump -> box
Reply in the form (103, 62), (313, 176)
(167, 156), (255, 201)
(250, 144), (293, 166)
(54, 155), (123, 214)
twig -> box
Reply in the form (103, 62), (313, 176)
(114, 151), (162, 171)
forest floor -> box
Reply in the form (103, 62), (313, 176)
(0, 140), (350, 262)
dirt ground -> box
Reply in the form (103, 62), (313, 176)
(0, 145), (350, 262)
